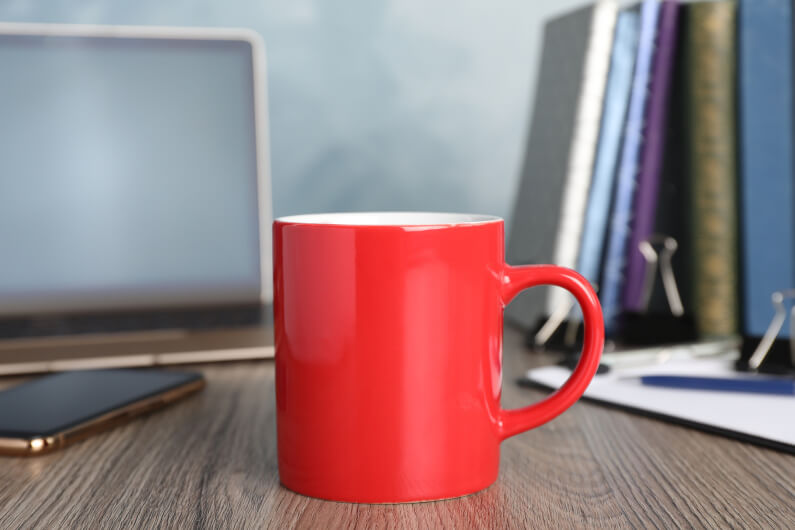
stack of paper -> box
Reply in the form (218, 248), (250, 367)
(525, 356), (795, 451)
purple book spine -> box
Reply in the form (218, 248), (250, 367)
(622, 0), (680, 311)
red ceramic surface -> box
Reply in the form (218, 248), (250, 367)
(273, 213), (603, 503)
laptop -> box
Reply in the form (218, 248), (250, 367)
(0, 23), (274, 375)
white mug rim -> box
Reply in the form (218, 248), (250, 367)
(275, 212), (503, 227)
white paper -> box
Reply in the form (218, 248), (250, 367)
(525, 357), (795, 447)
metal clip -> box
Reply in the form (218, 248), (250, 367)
(748, 289), (795, 370)
(637, 235), (684, 316)
(534, 295), (577, 347)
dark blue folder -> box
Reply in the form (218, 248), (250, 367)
(739, 0), (795, 339)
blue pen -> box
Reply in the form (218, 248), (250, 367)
(634, 375), (795, 395)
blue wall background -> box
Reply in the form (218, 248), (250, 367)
(1, 0), (585, 220)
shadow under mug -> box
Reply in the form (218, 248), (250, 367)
(273, 212), (604, 503)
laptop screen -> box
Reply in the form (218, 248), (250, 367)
(0, 30), (267, 317)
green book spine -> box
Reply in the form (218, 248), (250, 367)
(687, 1), (739, 338)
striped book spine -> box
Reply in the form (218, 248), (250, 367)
(599, 0), (661, 334)
(545, 0), (618, 317)
(688, 1), (739, 338)
(577, 8), (640, 297)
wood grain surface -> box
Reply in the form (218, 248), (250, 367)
(0, 327), (792, 528)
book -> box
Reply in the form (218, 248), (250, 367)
(546, 1), (618, 317)
(576, 7), (640, 297)
(647, 5), (691, 315)
(738, 0), (795, 339)
(599, 0), (661, 335)
(505, 1), (618, 329)
(622, 1), (680, 312)
(685, 1), (740, 338)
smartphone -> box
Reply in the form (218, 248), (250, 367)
(0, 368), (204, 456)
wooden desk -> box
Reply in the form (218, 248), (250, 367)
(0, 327), (792, 527)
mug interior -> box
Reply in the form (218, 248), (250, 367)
(275, 212), (501, 226)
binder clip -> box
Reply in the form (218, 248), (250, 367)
(737, 290), (795, 376)
(526, 295), (583, 353)
(616, 235), (697, 345)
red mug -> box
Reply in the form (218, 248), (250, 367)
(274, 212), (603, 503)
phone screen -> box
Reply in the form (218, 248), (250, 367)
(0, 369), (202, 438)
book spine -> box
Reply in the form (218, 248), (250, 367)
(546, 0), (617, 316)
(577, 9), (640, 291)
(688, 1), (740, 338)
(600, 0), (661, 334)
(622, 1), (680, 311)
(646, 6), (691, 315)
(739, 0), (795, 338)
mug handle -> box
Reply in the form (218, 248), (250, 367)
(498, 264), (604, 440)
